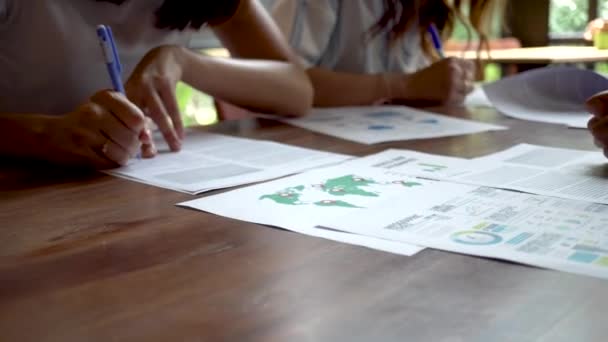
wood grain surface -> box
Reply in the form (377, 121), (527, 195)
(1, 107), (607, 342)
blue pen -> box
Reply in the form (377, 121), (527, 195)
(97, 25), (125, 93)
(97, 25), (142, 159)
(427, 23), (445, 59)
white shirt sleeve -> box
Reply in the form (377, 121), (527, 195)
(272, 0), (338, 67)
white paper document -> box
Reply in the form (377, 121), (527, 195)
(106, 132), (351, 194)
(483, 66), (608, 128)
(319, 184), (608, 279)
(179, 164), (426, 256)
(281, 106), (506, 144)
(350, 145), (608, 205)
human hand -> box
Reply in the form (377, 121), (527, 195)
(44, 90), (154, 168)
(388, 58), (475, 106)
(587, 90), (608, 157)
(126, 45), (186, 152)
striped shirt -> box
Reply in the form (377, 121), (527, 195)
(272, 0), (430, 74)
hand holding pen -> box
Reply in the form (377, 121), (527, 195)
(97, 25), (155, 161)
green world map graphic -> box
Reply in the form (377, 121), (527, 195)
(259, 174), (421, 208)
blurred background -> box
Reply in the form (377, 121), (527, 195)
(180, 0), (608, 127)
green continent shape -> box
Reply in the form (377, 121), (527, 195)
(322, 175), (379, 197)
(259, 186), (305, 205)
(314, 200), (362, 208)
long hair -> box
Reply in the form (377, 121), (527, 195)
(369, 0), (500, 59)
(95, 0), (241, 30)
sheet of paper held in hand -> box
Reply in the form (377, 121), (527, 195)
(482, 66), (608, 128)
(347, 144), (608, 205)
(319, 181), (608, 280)
(179, 164), (427, 256)
(280, 105), (506, 144)
(105, 132), (351, 194)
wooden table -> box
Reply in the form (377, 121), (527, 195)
(1, 107), (607, 341)
(446, 45), (608, 64)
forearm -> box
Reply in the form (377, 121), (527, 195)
(180, 47), (313, 117)
(0, 114), (53, 159)
(306, 68), (399, 107)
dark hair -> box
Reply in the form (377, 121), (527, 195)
(95, 0), (241, 30)
(369, 0), (500, 58)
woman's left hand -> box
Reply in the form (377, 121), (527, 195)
(586, 91), (608, 157)
(126, 45), (186, 151)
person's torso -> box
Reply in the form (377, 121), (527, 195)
(318, 0), (429, 74)
(0, 0), (192, 115)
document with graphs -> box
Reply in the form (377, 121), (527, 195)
(319, 183), (608, 279)
(179, 163), (429, 256)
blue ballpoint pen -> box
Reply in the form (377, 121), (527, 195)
(97, 25), (125, 94)
(427, 23), (445, 59)
(97, 25), (142, 159)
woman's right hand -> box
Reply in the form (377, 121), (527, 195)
(388, 58), (475, 106)
(43, 90), (155, 168)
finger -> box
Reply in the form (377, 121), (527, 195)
(141, 142), (157, 158)
(157, 79), (184, 139)
(590, 118), (608, 144)
(144, 88), (181, 151)
(99, 115), (141, 157)
(586, 91), (608, 117)
(91, 90), (146, 134)
(139, 129), (157, 158)
(97, 138), (131, 166)
(588, 117), (601, 130)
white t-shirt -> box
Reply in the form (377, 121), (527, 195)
(271, 0), (429, 74)
(0, 0), (194, 115)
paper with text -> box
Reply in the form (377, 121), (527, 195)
(179, 164), (426, 256)
(281, 106), (506, 144)
(352, 145), (608, 205)
(483, 66), (608, 128)
(106, 132), (350, 194)
(320, 184), (608, 279)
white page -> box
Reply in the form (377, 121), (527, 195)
(347, 145), (608, 205)
(179, 164), (427, 256)
(447, 144), (608, 204)
(106, 132), (351, 194)
(483, 66), (608, 128)
(281, 106), (506, 144)
(320, 184), (608, 280)
(342, 148), (472, 179)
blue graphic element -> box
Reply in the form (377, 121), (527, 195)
(418, 118), (439, 124)
(507, 232), (533, 245)
(368, 125), (395, 130)
(573, 244), (608, 254)
(568, 252), (600, 263)
(451, 231), (502, 245)
(484, 224), (507, 233)
(365, 111), (401, 118)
